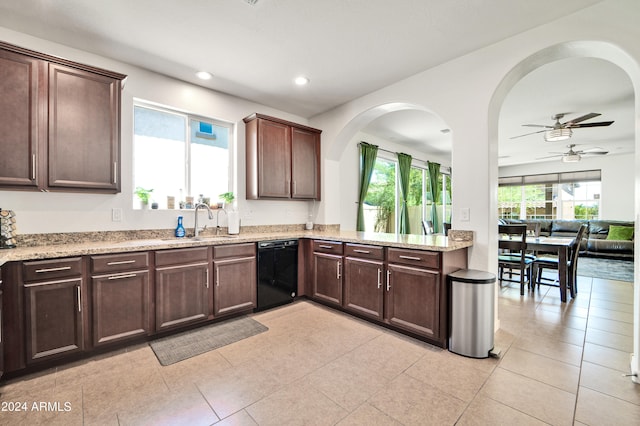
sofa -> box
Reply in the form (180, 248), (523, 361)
(500, 218), (634, 260)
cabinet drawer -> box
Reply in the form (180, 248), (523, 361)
(214, 243), (256, 259)
(387, 248), (440, 270)
(344, 243), (384, 261)
(313, 240), (343, 255)
(91, 252), (149, 274)
(23, 257), (82, 282)
(155, 247), (209, 267)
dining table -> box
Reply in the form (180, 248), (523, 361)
(500, 235), (574, 302)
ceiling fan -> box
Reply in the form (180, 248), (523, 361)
(537, 144), (609, 163)
(511, 112), (614, 141)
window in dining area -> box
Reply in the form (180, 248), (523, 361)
(498, 170), (601, 220)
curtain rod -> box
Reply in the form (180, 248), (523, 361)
(359, 142), (430, 165)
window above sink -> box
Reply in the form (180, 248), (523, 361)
(133, 102), (234, 210)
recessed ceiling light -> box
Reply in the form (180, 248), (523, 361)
(196, 71), (212, 80)
(294, 76), (310, 86)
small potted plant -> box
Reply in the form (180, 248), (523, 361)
(134, 187), (154, 209)
(219, 192), (235, 209)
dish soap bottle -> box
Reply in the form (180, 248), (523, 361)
(175, 215), (186, 238)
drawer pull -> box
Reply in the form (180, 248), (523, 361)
(353, 249), (371, 254)
(398, 255), (422, 261)
(318, 244), (334, 249)
(106, 260), (136, 266)
(108, 273), (137, 280)
(35, 266), (72, 273)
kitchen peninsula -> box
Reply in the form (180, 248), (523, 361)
(0, 229), (471, 379)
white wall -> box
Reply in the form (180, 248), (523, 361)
(0, 27), (317, 234)
(499, 153), (635, 221)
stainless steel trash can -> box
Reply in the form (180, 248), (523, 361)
(448, 269), (496, 358)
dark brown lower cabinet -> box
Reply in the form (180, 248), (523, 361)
(213, 256), (256, 317)
(24, 278), (84, 363)
(0, 268), (4, 379)
(313, 253), (343, 306)
(212, 243), (257, 317)
(155, 263), (210, 331)
(91, 270), (150, 346)
(343, 257), (384, 321)
(155, 247), (211, 331)
(386, 263), (440, 339)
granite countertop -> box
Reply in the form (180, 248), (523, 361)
(0, 229), (473, 266)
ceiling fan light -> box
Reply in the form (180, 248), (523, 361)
(545, 128), (572, 142)
(562, 153), (581, 163)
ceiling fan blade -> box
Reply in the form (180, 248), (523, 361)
(562, 112), (601, 125)
(536, 154), (564, 160)
(569, 120), (614, 128)
(580, 150), (609, 155)
(522, 124), (554, 128)
(510, 129), (546, 139)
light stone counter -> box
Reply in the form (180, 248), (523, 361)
(0, 229), (473, 266)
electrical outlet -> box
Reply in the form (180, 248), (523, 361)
(112, 208), (123, 222)
(460, 207), (470, 222)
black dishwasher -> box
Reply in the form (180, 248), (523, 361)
(257, 239), (298, 311)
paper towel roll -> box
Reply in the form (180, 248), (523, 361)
(227, 210), (240, 234)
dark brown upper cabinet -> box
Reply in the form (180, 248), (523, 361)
(244, 113), (321, 200)
(0, 41), (126, 193)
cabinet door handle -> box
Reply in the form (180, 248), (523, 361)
(398, 255), (422, 261)
(106, 260), (136, 266)
(318, 244), (333, 249)
(113, 162), (118, 184)
(386, 270), (391, 291)
(377, 268), (382, 289)
(206, 268), (210, 289)
(353, 249), (371, 254)
(77, 286), (82, 313)
(35, 266), (72, 273)
(336, 261), (341, 280)
(107, 273), (137, 280)
(216, 267), (220, 287)
(32, 154), (37, 181)
(293, 181), (297, 195)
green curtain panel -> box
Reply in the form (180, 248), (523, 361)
(428, 161), (441, 233)
(397, 153), (412, 234)
(357, 142), (379, 231)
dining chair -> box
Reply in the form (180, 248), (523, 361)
(532, 223), (588, 297)
(498, 224), (534, 295)
(422, 220), (434, 235)
(524, 222), (541, 260)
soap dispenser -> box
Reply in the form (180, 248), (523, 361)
(175, 216), (186, 238)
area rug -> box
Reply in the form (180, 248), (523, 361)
(150, 316), (268, 366)
(577, 256), (634, 282)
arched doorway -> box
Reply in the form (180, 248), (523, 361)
(326, 103), (452, 233)
(488, 40), (640, 382)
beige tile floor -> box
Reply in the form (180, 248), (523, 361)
(1, 274), (639, 425)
